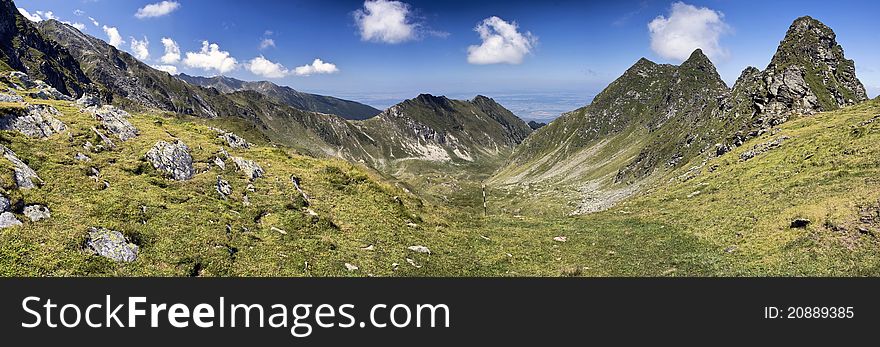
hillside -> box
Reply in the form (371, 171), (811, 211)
(492, 16), (869, 215)
(177, 74), (381, 120)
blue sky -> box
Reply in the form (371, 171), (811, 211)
(13, 0), (880, 121)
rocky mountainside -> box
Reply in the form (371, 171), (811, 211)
(177, 74), (381, 120)
(493, 16), (868, 214)
(0, 1), (91, 97)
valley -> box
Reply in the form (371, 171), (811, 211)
(0, 0), (878, 276)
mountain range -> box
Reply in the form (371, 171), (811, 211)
(0, 0), (878, 276)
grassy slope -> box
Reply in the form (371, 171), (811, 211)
(0, 89), (481, 276)
(463, 99), (880, 276)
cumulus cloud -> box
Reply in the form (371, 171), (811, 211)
(648, 2), (729, 61)
(18, 8), (85, 30)
(160, 37), (181, 64)
(152, 64), (178, 75)
(353, 0), (416, 44)
(246, 56), (289, 78)
(135, 1), (181, 19)
(467, 16), (537, 65)
(294, 59), (339, 76)
(183, 41), (238, 74)
(102, 25), (124, 48)
(130, 36), (150, 60)
(17, 8), (42, 22)
(260, 38), (276, 50)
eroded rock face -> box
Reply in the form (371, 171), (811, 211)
(0, 145), (42, 189)
(30, 80), (74, 101)
(0, 92), (23, 103)
(91, 106), (139, 141)
(0, 104), (67, 138)
(76, 94), (101, 108)
(85, 227), (138, 262)
(216, 176), (232, 196)
(230, 156), (264, 180)
(145, 140), (194, 181)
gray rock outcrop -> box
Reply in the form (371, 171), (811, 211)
(85, 227), (138, 262)
(216, 176), (232, 196)
(0, 104), (67, 138)
(145, 140), (194, 181)
(0, 92), (23, 103)
(0, 211), (21, 228)
(23, 204), (50, 222)
(230, 156), (264, 180)
(91, 106), (139, 141)
(0, 145), (42, 189)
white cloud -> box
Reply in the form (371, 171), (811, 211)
(153, 65), (178, 75)
(160, 37), (181, 64)
(17, 8), (42, 22)
(294, 59), (339, 76)
(102, 26), (124, 48)
(135, 1), (181, 19)
(467, 16), (536, 65)
(246, 56), (289, 78)
(70, 22), (87, 31)
(183, 41), (238, 74)
(260, 38), (276, 50)
(74, 9), (85, 16)
(648, 2), (729, 61)
(88, 17), (99, 26)
(130, 36), (150, 60)
(353, 0), (416, 44)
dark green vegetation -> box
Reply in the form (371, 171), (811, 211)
(0, 0), (877, 276)
(177, 74), (381, 120)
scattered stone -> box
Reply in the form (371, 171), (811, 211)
(361, 244), (375, 251)
(607, 250), (617, 256)
(857, 227), (876, 238)
(0, 104), (67, 138)
(92, 106), (139, 141)
(271, 226), (287, 235)
(145, 140), (194, 181)
(724, 245), (738, 253)
(687, 191), (701, 198)
(216, 176), (232, 196)
(0, 211), (22, 228)
(790, 218), (811, 228)
(0, 92), (23, 103)
(407, 245), (431, 254)
(246, 183), (256, 192)
(553, 236), (568, 242)
(23, 205), (51, 222)
(344, 263), (359, 272)
(480, 235), (490, 240)
(405, 258), (421, 268)
(392, 262), (400, 271)
(406, 222), (418, 228)
(76, 94), (101, 108)
(84, 227), (138, 262)
(242, 194), (251, 206)
(290, 176), (310, 203)
(0, 193), (9, 212)
(230, 156), (264, 180)
(0, 145), (42, 189)
(740, 136), (791, 161)
(74, 152), (91, 161)
(218, 131), (251, 149)
(91, 127), (115, 149)
(213, 157), (226, 170)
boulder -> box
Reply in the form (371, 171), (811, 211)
(213, 157), (226, 170)
(0, 104), (67, 138)
(230, 156), (264, 180)
(0, 211), (21, 228)
(85, 227), (138, 262)
(407, 245), (431, 254)
(76, 94), (101, 108)
(0, 145), (42, 189)
(74, 152), (91, 161)
(216, 176), (232, 196)
(30, 80), (74, 101)
(211, 128), (251, 149)
(23, 204), (50, 222)
(790, 218), (811, 228)
(91, 127), (115, 149)
(146, 140), (195, 181)
(92, 106), (139, 141)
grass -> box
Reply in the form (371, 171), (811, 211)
(1, 83), (879, 276)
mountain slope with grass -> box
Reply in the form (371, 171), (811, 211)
(492, 16), (869, 216)
(177, 73), (381, 120)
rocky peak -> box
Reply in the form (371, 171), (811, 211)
(414, 93), (450, 105)
(680, 49), (715, 73)
(764, 16), (867, 110)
